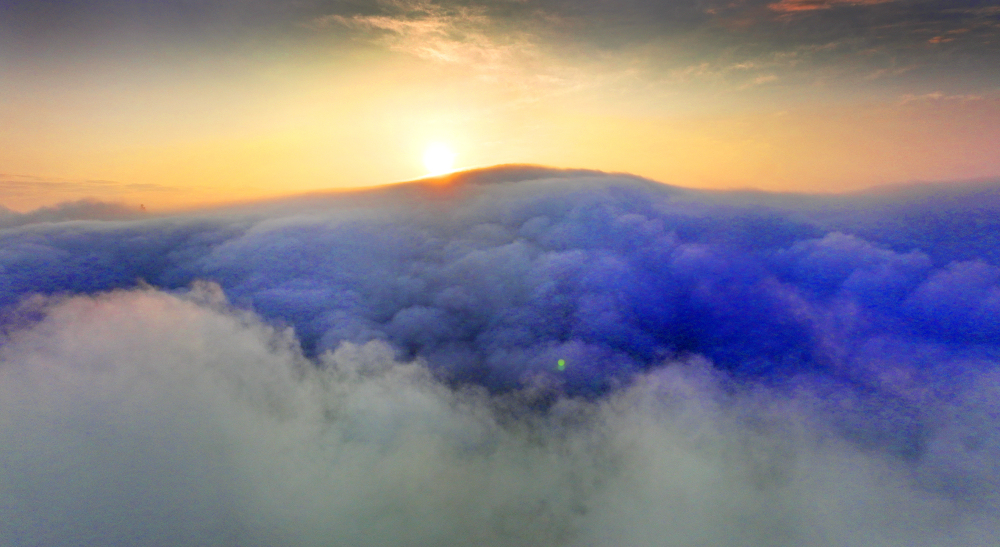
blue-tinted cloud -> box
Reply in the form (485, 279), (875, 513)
(5, 169), (999, 388)
(1, 167), (999, 544)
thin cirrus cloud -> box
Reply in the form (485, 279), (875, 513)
(1, 167), (999, 544)
(767, 0), (899, 12)
(316, 1), (513, 65)
(314, 0), (586, 100)
(312, 0), (1000, 91)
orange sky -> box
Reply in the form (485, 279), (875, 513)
(2, 0), (999, 211)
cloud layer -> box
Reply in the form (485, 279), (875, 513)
(2, 167), (999, 545)
(2, 285), (997, 546)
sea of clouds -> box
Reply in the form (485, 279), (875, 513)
(1, 167), (998, 545)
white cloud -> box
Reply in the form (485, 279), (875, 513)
(1, 284), (997, 545)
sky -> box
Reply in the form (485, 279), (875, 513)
(3, 0), (1000, 210)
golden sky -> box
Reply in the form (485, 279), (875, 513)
(2, 0), (999, 210)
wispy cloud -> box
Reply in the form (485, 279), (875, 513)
(943, 6), (1000, 16)
(768, 0), (899, 13)
(310, 0), (595, 105)
(665, 41), (843, 90)
(314, 0), (537, 73)
(898, 92), (984, 104)
(744, 73), (779, 88)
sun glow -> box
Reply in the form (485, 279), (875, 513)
(423, 142), (456, 175)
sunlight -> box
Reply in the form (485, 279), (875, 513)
(423, 142), (456, 175)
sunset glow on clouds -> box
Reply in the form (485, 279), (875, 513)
(767, 0), (899, 12)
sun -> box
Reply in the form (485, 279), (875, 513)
(423, 142), (456, 175)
